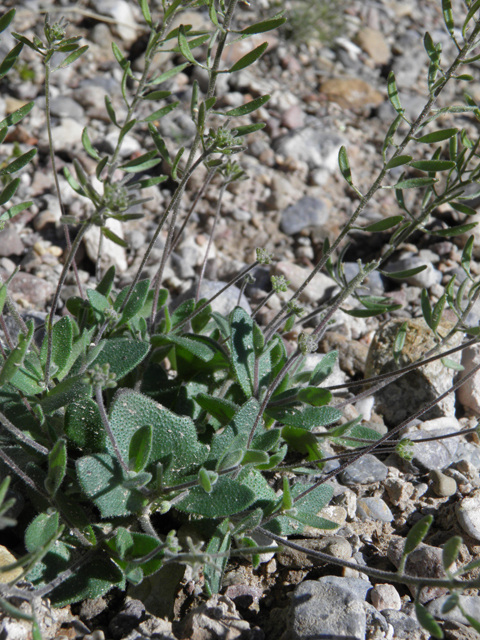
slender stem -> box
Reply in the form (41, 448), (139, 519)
(196, 182), (227, 303)
(44, 61), (84, 300)
(0, 448), (50, 500)
(0, 411), (49, 456)
(95, 385), (129, 475)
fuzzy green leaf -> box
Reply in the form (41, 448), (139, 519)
(387, 71), (403, 113)
(53, 45), (88, 71)
(403, 515), (433, 557)
(176, 476), (255, 517)
(65, 398), (106, 453)
(0, 9), (15, 34)
(297, 387), (332, 407)
(385, 155), (412, 169)
(338, 145), (353, 186)
(381, 265), (427, 279)
(143, 101), (180, 123)
(228, 42), (268, 73)
(0, 101), (34, 129)
(0, 149), (37, 176)
(310, 351), (338, 386)
(360, 216), (404, 233)
(230, 306), (255, 397)
(45, 440), (67, 497)
(409, 159), (456, 171)
(451, 202), (477, 216)
(416, 128), (458, 143)
(240, 16), (286, 35)
(442, 535), (462, 571)
(149, 62), (189, 85)
(432, 222), (477, 237)
(119, 150), (161, 172)
(225, 94), (270, 117)
(0, 42), (23, 80)
(394, 177), (437, 189)
(415, 602), (443, 639)
(128, 425), (153, 473)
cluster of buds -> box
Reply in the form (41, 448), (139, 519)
(83, 363), (117, 389)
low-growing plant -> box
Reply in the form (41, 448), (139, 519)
(2, 0), (480, 637)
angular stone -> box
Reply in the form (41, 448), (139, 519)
(365, 318), (463, 426)
(357, 497), (393, 522)
(272, 123), (346, 171)
(456, 489), (480, 541)
(340, 454), (388, 485)
(355, 27), (391, 65)
(0, 227), (24, 257)
(319, 77), (384, 110)
(371, 584), (401, 611)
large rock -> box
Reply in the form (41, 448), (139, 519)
(281, 577), (369, 640)
(458, 343), (480, 414)
(272, 123), (346, 172)
(280, 196), (329, 235)
(84, 218), (128, 273)
(365, 318), (463, 426)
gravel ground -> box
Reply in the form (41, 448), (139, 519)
(2, 0), (480, 638)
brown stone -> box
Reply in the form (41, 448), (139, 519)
(355, 27), (391, 65)
(319, 78), (384, 110)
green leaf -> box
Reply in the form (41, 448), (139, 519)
(394, 321), (408, 361)
(342, 307), (399, 318)
(0, 149), (37, 176)
(393, 177), (437, 189)
(441, 593), (459, 614)
(442, 0), (455, 37)
(230, 306), (255, 397)
(119, 150), (161, 172)
(416, 128), (458, 143)
(204, 521), (231, 596)
(195, 394), (238, 427)
(462, 235), (474, 277)
(409, 159), (456, 171)
(464, 614), (480, 633)
(143, 90), (171, 100)
(0, 320), (34, 385)
(149, 62), (189, 85)
(105, 95), (118, 127)
(178, 24), (197, 64)
(381, 265), (427, 279)
(225, 95), (270, 117)
(143, 101), (180, 123)
(431, 294), (446, 332)
(0, 100), (34, 129)
(138, 0), (152, 25)
(432, 222), (478, 237)
(310, 351), (338, 386)
(117, 279), (150, 327)
(76, 453), (147, 518)
(41, 374), (91, 415)
(128, 425), (153, 473)
(102, 226), (128, 247)
(0, 177), (20, 206)
(421, 288), (433, 329)
(228, 42), (268, 73)
(176, 476), (255, 517)
(25, 511), (60, 553)
(65, 398), (106, 453)
(442, 535), (462, 571)
(40, 316), (74, 380)
(240, 16), (286, 35)
(276, 405), (342, 430)
(403, 515), (433, 557)
(0, 9), (16, 34)
(93, 338), (150, 380)
(451, 202), (477, 216)
(387, 71), (403, 113)
(360, 216), (404, 233)
(338, 145), (353, 186)
(463, 0), (480, 39)
(385, 155), (412, 169)
(232, 122), (266, 137)
(0, 42), (23, 80)
(45, 440), (67, 497)
(81, 127), (100, 160)
(53, 45), (88, 70)
(441, 357), (464, 371)
(297, 387), (332, 407)
(415, 602), (443, 639)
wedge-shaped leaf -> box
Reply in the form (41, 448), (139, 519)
(276, 405), (342, 429)
(76, 453), (147, 517)
(252, 428), (281, 452)
(128, 425), (152, 473)
(409, 159), (456, 171)
(138, 0), (152, 25)
(176, 475), (255, 517)
(432, 222), (477, 237)
(442, 535), (462, 571)
(451, 202), (477, 216)
(360, 216), (404, 233)
(143, 101), (180, 123)
(117, 279), (150, 326)
(330, 424), (382, 447)
(25, 511), (60, 553)
(0, 100), (34, 129)
(233, 123), (265, 137)
(297, 387), (332, 407)
(171, 298), (195, 328)
(228, 42), (268, 73)
(93, 338), (149, 380)
(152, 333), (229, 372)
(290, 511), (339, 530)
(0, 320), (34, 385)
(265, 483), (335, 535)
(204, 520), (231, 596)
(415, 602), (443, 638)
(106, 529), (165, 577)
(81, 127), (100, 160)
(310, 351), (338, 386)
(178, 24), (197, 64)
(195, 393), (238, 427)
(143, 90), (171, 100)
(108, 390), (207, 479)
(40, 316), (74, 380)
(385, 155), (412, 169)
(0, 8), (15, 34)
(416, 128), (458, 143)
(65, 398), (106, 453)
(0, 42), (23, 80)
(0, 177), (20, 206)
(41, 374), (91, 415)
(225, 95), (270, 117)
(387, 71), (402, 112)
(45, 440), (67, 497)
(0, 149), (37, 176)
(381, 265), (427, 279)
(338, 145), (353, 186)
(394, 177), (436, 189)
(87, 288), (110, 320)
(230, 306), (255, 397)
(342, 306), (400, 318)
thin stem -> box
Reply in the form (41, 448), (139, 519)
(0, 448), (50, 500)
(0, 411), (49, 456)
(196, 182), (227, 303)
(95, 385), (129, 475)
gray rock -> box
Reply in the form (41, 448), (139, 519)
(383, 255), (442, 288)
(284, 577), (369, 640)
(0, 227), (24, 257)
(280, 196), (329, 235)
(340, 454), (388, 485)
(92, 0), (138, 43)
(429, 469), (457, 497)
(454, 441), (480, 470)
(365, 318), (463, 426)
(357, 497), (393, 522)
(364, 603), (390, 638)
(277, 536), (352, 569)
(428, 595), (480, 626)
(408, 427), (460, 472)
(109, 600), (145, 640)
(458, 343), (480, 414)
(49, 96), (84, 119)
(382, 609), (426, 639)
(272, 124), (346, 172)
(343, 261), (386, 293)
(456, 489), (480, 541)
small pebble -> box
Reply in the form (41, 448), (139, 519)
(429, 469), (457, 497)
(357, 497), (393, 522)
(370, 584), (402, 611)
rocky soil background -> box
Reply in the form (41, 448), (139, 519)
(2, 0), (480, 638)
